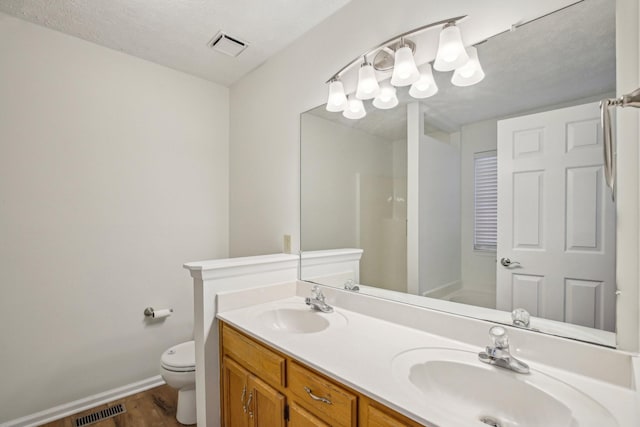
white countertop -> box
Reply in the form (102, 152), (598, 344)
(217, 289), (639, 427)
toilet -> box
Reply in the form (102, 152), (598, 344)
(160, 341), (196, 425)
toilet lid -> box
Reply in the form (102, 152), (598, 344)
(161, 341), (195, 371)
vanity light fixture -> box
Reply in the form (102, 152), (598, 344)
(356, 60), (381, 99)
(325, 78), (348, 112)
(343, 95), (366, 119)
(324, 15), (489, 120)
(451, 46), (485, 87)
(373, 82), (399, 109)
(433, 22), (470, 71)
(390, 38), (420, 87)
(409, 63), (438, 99)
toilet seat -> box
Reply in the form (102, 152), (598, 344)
(161, 341), (195, 372)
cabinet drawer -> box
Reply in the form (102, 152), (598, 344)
(288, 362), (356, 427)
(222, 324), (286, 389)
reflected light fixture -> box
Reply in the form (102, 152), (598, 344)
(451, 46), (485, 87)
(326, 78), (348, 112)
(409, 63), (438, 99)
(356, 60), (381, 99)
(390, 38), (420, 87)
(343, 95), (366, 119)
(373, 82), (399, 109)
(324, 14), (491, 120)
(434, 22), (469, 71)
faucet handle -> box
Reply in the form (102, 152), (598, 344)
(489, 326), (509, 349)
(512, 308), (531, 328)
(311, 285), (325, 301)
(344, 279), (360, 291)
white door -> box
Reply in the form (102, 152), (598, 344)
(496, 102), (616, 331)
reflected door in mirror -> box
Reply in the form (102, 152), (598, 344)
(496, 102), (615, 331)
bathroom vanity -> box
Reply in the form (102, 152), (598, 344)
(220, 322), (421, 426)
(214, 282), (639, 427)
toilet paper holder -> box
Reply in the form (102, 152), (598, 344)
(144, 307), (174, 318)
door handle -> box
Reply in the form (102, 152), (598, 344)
(500, 257), (521, 267)
(246, 391), (254, 418)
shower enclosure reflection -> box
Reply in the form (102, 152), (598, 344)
(300, 0), (617, 345)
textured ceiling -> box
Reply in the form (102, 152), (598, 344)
(310, 0), (615, 141)
(0, 0), (351, 86)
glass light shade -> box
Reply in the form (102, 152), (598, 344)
(451, 46), (485, 87)
(356, 63), (380, 100)
(326, 79), (348, 112)
(372, 82), (398, 109)
(409, 63), (439, 99)
(434, 24), (469, 71)
(390, 45), (420, 87)
(342, 95), (366, 119)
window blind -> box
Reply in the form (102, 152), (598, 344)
(474, 152), (498, 251)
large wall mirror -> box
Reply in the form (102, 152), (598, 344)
(300, 0), (618, 346)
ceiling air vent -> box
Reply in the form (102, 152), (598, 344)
(208, 31), (249, 57)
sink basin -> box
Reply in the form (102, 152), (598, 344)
(392, 348), (617, 427)
(255, 304), (347, 334)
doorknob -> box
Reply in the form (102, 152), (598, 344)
(500, 257), (521, 267)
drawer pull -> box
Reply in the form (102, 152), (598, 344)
(241, 385), (247, 413)
(304, 386), (333, 405)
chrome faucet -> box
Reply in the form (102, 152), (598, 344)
(305, 285), (333, 313)
(344, 279), (359, 292)
(478, 326), (530, 374)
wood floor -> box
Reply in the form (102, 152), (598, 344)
(40, 385), (191, 427)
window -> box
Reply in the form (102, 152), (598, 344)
(474, 151), (497, 251)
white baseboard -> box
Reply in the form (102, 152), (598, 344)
(422, 280), (463, 299)
(0, 376), (165, 427)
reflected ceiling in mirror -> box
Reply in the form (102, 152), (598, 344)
(300, 0), (616, 347)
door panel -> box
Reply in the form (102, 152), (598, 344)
(497, 102), (615, 331)
(288, 402), (330, 427)
(248, 375), (286, 427)
(223, 357), (249, 427)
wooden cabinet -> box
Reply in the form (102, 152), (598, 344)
(222, 356), (286, 427)
(288, 361), (356, 427)
(220, 322), (419, 427)
(359, 399), (424, 427)
(222, 324), (286, 389)
(288, 402), (330, 427)
(222, 357), (250, 427)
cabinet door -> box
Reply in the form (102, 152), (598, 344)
(362, 402), (424, 427)
(288, 402), (330, 427)
(247, 374), (286, 427)
(223, 357), (250, 427)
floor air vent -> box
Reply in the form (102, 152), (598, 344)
(74, 403), (126, 427)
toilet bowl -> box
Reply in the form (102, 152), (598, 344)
(160, 341), (196, 425)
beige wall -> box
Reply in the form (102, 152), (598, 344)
(460, 120), (498, 293)
(0, 13), (229, 422)
(300, 114), (407, 292)
(300, 114), (393, 251)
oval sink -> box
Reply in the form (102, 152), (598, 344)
(255, 305), (347, 334)
(392, 348), (617, 427)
